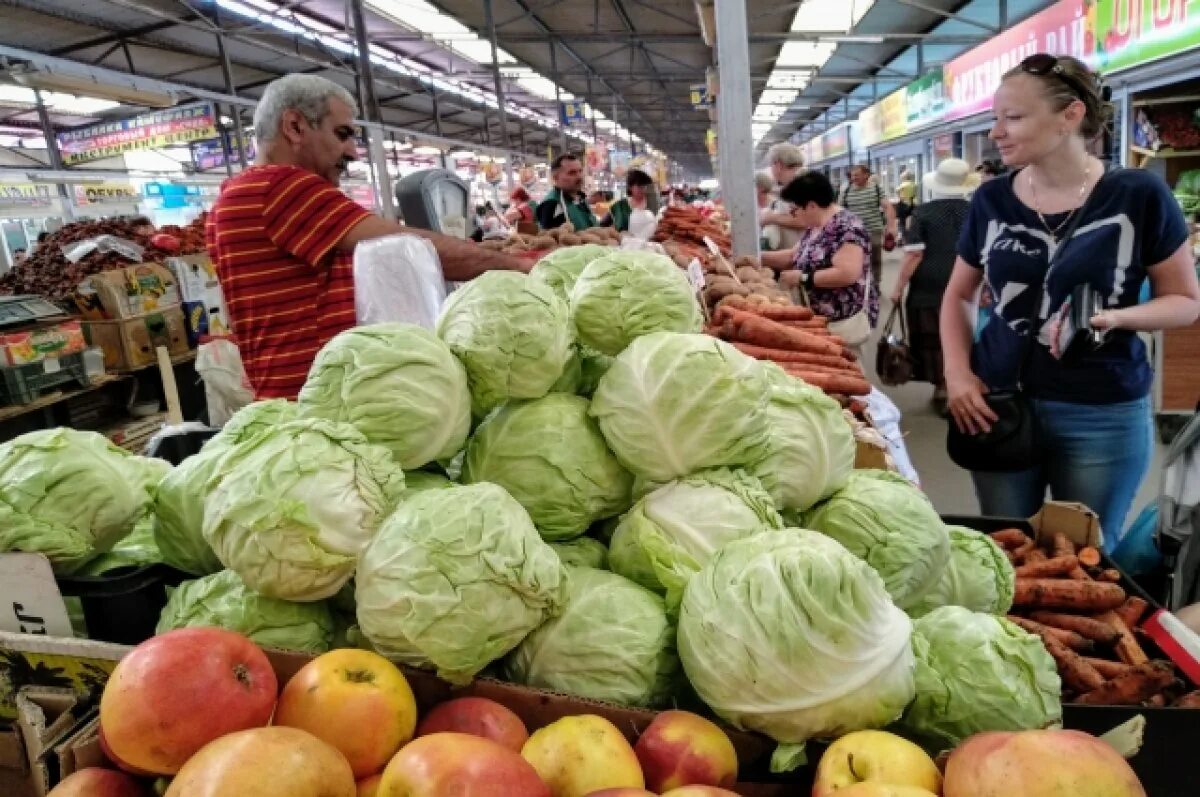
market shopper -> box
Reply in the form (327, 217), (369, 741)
(536, 154), (596, 230)
(890, 158), (975, 416)
(207, 74), (528, 401)
(839, 164), (898, 293)
(758, 143), (807, 255)
(502, 186), (537, 228)
(605, 169), (654, 232)
(941, 54), (1200, 542)
(777, 171), (878, 354)
(895, 170), (917, 243)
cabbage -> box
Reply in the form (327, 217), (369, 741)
(678, 530), (915, 747)
(75, 515), (162, 576)
(154, 400), (299, 576)
(570, 251), (702, 356)
(748, 363), (856, 511)
(202, 418), (405, 601)
(404, 471), (455, 492)
(156, 569), (335, 654)
(529, 244), (613, 302)
(463, 394), (632, 540)
(550, 345), (613, 398)
(609, 468), (783, 605)
(804, 470), (951, 612)
(436, 271), (574, 417)
(907, 526), (1016, 618)
(355, 483), (567, 684)
(901, 606), (1062, 750)
(504, 566), (679, 707)
(550, 536), (608, 569)
(298, 324), (470, 469)
(590, 333), (772, 483)
(0, 429), (170, 574)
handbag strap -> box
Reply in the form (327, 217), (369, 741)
(882, 304), (908, 341)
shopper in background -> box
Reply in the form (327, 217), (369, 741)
(755, 171), (780, 249)
(976, 160), (1006, 182)
(10, 248), (25, 266)
(895, 169), (918, 243)
(890, 158), (975, 416)
(758, 143), (808, 255)
(605, 169), (654, 232)
(207, 74), (527, 401)
(840, 163), (898, 294)
(503, 186), (537, 228)
(537, 153), (596, 230)
(777, 172), (878, 354)
(941, 53), (1200, 542)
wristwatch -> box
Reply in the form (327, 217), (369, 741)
(803, 270), (816, 293)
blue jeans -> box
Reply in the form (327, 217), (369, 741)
(971, 396), (1153, 552)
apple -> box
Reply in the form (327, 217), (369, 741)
(944, 729), (1146, 797)
(275, 649), (417, 778)
(583, 791), (655, 797)
(100, 628), (277, 776)
(47, 768), (146, 797)
(825, 785), (939, 797)
(357, 774), (383, 797)
(634, 710), (737, 791)
(378, 732), (550, 796)
(98, 728), (156, 778)
(416, 697), (529, 752)
(813, 730), (942, 797)
(165, 726), (355, 797)
(661, 788), (742, 796)
(522, 715), (644, 797)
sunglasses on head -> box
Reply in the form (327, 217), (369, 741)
(1019, 54), (1112, 102)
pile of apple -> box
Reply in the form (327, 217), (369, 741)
(45, 627), (745, 797)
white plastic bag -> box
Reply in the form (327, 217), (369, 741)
(353, 234), (447, 328)
(627, 208), (658, 241)
(195, 338), (253, 426)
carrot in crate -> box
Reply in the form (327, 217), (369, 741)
(1028, 612), (1122, 646)
(1084, 658), (1136, 679)
(1075, 661), (1177, 705)
(718, 309), (844, 357)
(1041, 633), (1106, 693)
(1008, 617), (1094, 653)
(725, 342), (861, 370)
(1012, 579), (1127, 612)
(1097, 612), (1150, 666)
(1016, 556), (1081, 579)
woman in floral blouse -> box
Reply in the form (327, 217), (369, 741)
(778, 171), (878, 351)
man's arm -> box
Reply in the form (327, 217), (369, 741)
(339, 215), (530, 278)
(761, 247), (796, 272)
(882, 195), (898, 234)
(760, 210), (806, 230)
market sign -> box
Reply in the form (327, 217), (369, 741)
(906, 70), (948, 130)
(0, 183), (55, 210)
(73, 182), (138, 206)
(560, 101), (588, 129)
(192, 136), (256, 172)
(880, 89), (909, 141)
(1086, 0), (1200, 74)
(858, 103), (884, 148)
(821, 124), (850, 160)
(58, 104), (219, 166)
(689, 84), (711, 110)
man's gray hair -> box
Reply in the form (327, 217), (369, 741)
(253, 74), (359, 145)
(754, 171), (775, 193)
(766, 142), (804, 169)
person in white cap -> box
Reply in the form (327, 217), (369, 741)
(890, 158), (975, 415)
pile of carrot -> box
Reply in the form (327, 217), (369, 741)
(990, 528), (1197, 707)
(706, 297), (872, 398)
(653, 206), (732, 255)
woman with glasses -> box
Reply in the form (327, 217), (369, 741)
(940, 53), (1200, 547)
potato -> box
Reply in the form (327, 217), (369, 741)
(532, 236), (557, 249)
(559, 233), (583, 246)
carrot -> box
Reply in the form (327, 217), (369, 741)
(1078, 547), (1102, 568)
(1146, 694), (1167, 707)
(778, 318), (829, 330)
(1040, 633), (1106, 693)
(720, 296), (814, 320)
(1009, 539), (1037, 566)
(726, 342), (863, 370)
(1025, 548), (1049, 564)
(1008, 617), (1094, 653)
(1013, 579), (1127, 611)
(1068, 566), (1092, 581)
(1173, 690), (1200, 708)
(1016, 555), (1081, 579)
(1075, 661), (1176, 705)
(1028, 611), (1122, 646)
(1084, 657), (1136, 679)
(718, 310), (844, 357)
(1098, 569), (1122, 583)
(1114, 596), (1149, 629)
(990, 529), (1031, 549)
(780, 368), (872, 396)
(1097, 611), (1150, 666)
(1052, 533), (1076, 559)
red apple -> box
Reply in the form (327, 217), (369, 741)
(634, 710), (738, 791)
(584, 791), (655, 797)
(357, 774), (383, 797)
(99, 628), (277, 775)
(379, 732), (550, 796)
(98, 728), (156, 778)
(47, 768), (146, 797)
(415, 697), (529, 752)
(661, 788), (741, 797)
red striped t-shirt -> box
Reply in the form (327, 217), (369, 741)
(206, 165), (371, 399)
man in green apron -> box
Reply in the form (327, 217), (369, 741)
(537, 154), (597, 230)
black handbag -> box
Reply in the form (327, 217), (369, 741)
(946, 166), (1115, 473)
(876, 305), (914, 387)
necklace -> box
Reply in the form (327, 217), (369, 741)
(1028, 160), (1092, 238)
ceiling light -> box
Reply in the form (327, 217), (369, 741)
(6, 65), (176, 108)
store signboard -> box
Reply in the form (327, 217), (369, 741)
(689, 84), (711, 110)
(942, 1), (1085, 123)
(906, 70), (948, 130)
(73, 182), (138, 206)
(58, 104), (219, 166)
(808, 136), (826, 165)
(1086, 0), (1200, 74)
(0, 183), (55, 210)
(560, 101), (588, 129)
(822, 125), (850, 160)
(880, 89), (909, 141)
(193, 136), (256, 171)
(143, 181), (205, 209)
(858, 103), (884, 148)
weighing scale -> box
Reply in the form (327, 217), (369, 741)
(395, 169), (476, 239)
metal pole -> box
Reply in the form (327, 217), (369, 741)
(216, 110), (235, 177)
(714, 0), (758, 257)
(484, 0), (515, 190)
(33, 90), (74, 221)
(213, 20), (248, 169)
(551, 41), (568, 151)
(349, 0), (397, 219)
(587, 73), (599, 150)
(999, 0), (1008, 29)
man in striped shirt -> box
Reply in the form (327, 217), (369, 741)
(207, 74), (527, 400)
(839, 164), (897, 294)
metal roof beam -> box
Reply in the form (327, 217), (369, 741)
(470, 32), (987, 44)
(894, 0), (999, 34)
(48, 19), (184, 56)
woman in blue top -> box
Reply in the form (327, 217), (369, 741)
(941, 54), (1200, 546)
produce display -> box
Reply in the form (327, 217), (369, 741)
(653, 205), (731, 256)
(478, 223), (622, 255)
(699, 256), (792, 310)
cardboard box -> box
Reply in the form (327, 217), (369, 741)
(83, 306), (189, 372)
(74, 264), (181, 321)
(166, 254), (229, 336)
(0, 321), (86, 367)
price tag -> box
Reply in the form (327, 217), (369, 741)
(686, 258), (706, 290)
(702, 236), (721, 257)
(0, 553), (74, 637)
(42, 357), (60, 374)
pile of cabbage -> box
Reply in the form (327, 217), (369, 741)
(0, 246), (1055, 759)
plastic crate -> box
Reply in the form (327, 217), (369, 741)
(0, 351), (91, 405)
(55, 564), (191, 646)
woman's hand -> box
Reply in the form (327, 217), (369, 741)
(889, 285), (905, 303)
(779, 269), (804, 288)
(1091, 308), (1126, 330)
(945, 368), (998, 435)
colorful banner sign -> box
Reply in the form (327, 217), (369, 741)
(0, 183), (54, 209)
(560, 101), (588, 129)
(73, 183), (138, 206)
(689, 84), (711, 110)
(906, 70), (948, 130)
(858, 103), (884, 148)
(880, 89), (909, 141)
(822, 125), (850, 160)
(58, 104), (218, 166)
(192, 136), (256, 171)
(1087, 0), (1200, 74)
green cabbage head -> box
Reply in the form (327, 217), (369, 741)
(678, 530), (915, 745)
(157, 569), (335, 654)
(907, 526), (1016, 618)
(901, 606), (1063, 750)
(298, 323), (470, 469)
(749, 363), (856, 511)
(463, 394), (633, 540)
(403, 471), (455, 492)
(436, 271), (574, 417)
(609, 468), (783, 607)
(570, 250), (702, 356)
(76, 515), (162, 576)
(550, 536), (608, 569)
(529, 244), (613, 302)
(202, 418), (405, 601)
(804, 470), (951, 612)
(504, 566), (679, 707)
(154, 399), (299, 576)
(355, 483), (567, 685)
(590, 333), (772, 483)
(0, 429), (170, 574)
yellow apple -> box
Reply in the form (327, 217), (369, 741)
(829, 784), (940, 797)
(813, 730), (942, 797)
(522, 715), (644, 797)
